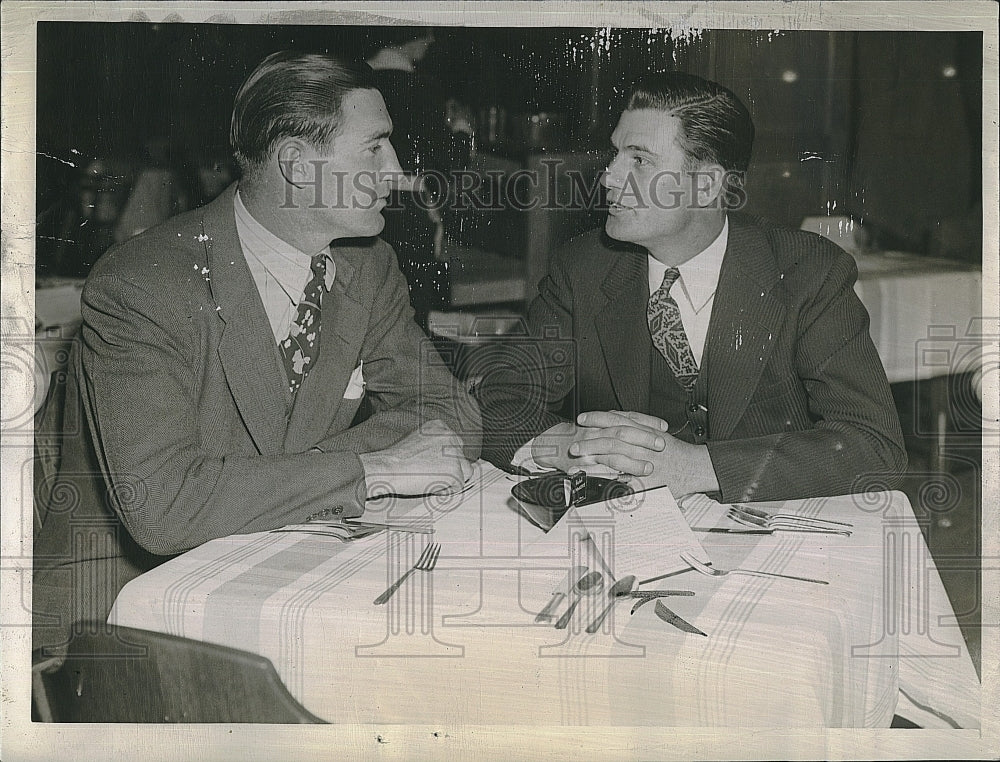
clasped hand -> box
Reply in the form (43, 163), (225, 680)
(531, 410), (719, 496)
(358, 420), (475, 499)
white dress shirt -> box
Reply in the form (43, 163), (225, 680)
(513, 218), (730, 471)
(233, 189), (335, 344)
(645, 218), (729, 367)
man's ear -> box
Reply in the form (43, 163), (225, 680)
(275, 138), (311, 187)
(692, 163), (727, 209)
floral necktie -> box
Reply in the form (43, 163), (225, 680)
(647, 267), (699, 391)
(280, 254), (327, 394)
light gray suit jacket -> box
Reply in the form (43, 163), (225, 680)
(33, 184), (480, 651)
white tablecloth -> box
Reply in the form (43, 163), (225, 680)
(852, 252), (983, 384)
(109, 463), (979, 728)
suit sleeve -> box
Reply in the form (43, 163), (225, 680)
(475, 248), (576, 468)
(706, 253), (908, 502)
(79, 274), (377, 556)
(313, 247), (481, 460)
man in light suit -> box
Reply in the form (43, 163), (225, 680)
(476, 72), (906, 501)
(33, 51), (480, 651)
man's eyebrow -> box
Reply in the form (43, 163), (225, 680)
(626, 142), (657, 155)
(363, 128), (392, 142)
(609, 139), (658, 156)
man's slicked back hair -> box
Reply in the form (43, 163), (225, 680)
(626, 72), (755, 177)
(230, 51), (377, 177)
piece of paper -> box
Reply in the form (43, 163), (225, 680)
(558, 486), (711, 583)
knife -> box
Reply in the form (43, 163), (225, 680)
(535, 565), (587, 623)
(343, 520), (435, 535)
(654, 600), (707, 636)
(629, 592), (694, 615)
(735, 503), (854, 528)
(691, 527), (773, 534)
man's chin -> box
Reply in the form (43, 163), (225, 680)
(351, 215), (386, 239)
(604, 215), (636, 244)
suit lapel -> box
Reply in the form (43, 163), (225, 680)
(703, 216), (787, 440)
(595, 245), (651, 412)
(203, 185), (290, 457)
(283, 245), (368, 452)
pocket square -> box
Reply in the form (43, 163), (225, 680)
(343, 360), (366, 399)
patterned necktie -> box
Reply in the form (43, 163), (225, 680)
(647, 267), (699, 391)
(280, 254), (327, 394)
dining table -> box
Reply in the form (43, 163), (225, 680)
(851, 249), (984, 385)
(108, 461), (980, 730)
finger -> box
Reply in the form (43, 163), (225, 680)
(569, 437), (657, 469)
(578, 410), (669, 435)
(616, 410), (670, 432)
(576, 425), (666, 452)
(579, 465), (621, 479)
(589, 452), (653, 477)
(459, 458), (476, 483)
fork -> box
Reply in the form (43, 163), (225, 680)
(374, 542), (442, 604)
(727, 509), (852, 536)
(732, 504), (854, 529)
(679, 551), (828, 585)
(270, 524), (384, 541)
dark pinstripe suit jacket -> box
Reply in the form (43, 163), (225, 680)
(33, 184), (480, 651)
(476, 213), (906, 502)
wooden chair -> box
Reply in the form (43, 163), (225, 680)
(33, 622), (326, 723)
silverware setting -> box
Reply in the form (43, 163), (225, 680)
(373, 542), (442, 605)
(585, 575), (636, 634)
(628, 590), (696, 615)
(680, 551), (829, 585)
(345, 519), (435, 535)
(654, 600), (707, 636)
(691, 526), (775, 534)
(535, 565), (588, 623)
(272, 519), (434, 541)
(554, 571), (604, 630)
(270, 525), (384, 541)
(735, 504), (853, 528)
(727, 505), (853, 535)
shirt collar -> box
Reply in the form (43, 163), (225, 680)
(647, 217), (729, 312)
(234, 188), (335, 299)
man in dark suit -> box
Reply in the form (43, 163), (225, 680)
(476, 72), (905, 502)
(33, 51), (480, 651)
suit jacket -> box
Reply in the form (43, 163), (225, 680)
(33, 184), (480, 651)
(476, 214), (906, 502)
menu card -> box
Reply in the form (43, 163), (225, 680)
(560, 486), (710, 583)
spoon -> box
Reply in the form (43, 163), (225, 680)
(585, 575), (636, 634)
(554, 571), (604, 629)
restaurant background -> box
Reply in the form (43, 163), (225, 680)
(33, 23), (984, 676)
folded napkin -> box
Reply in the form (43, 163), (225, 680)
(542, 486), (710, 583)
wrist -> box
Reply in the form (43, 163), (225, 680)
(357, 451), (386, 499)
(681, 444), (720, 495)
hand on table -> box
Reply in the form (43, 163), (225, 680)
(533, 410), (719, 496)
(530, 410), (668, 477)
(358, 419), (475, 498)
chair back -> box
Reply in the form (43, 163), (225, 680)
(35, 622), (326, 723)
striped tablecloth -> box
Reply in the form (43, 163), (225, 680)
(109, 463), (979, 728)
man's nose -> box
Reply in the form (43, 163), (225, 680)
(601, 155), (624, 189)
(381, 143), (404, 179)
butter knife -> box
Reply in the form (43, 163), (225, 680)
(535, 565), (587, 623)
(344, 520), (435, 535)
(654, 600), (707, 636)
(629, 592), (694, 615)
